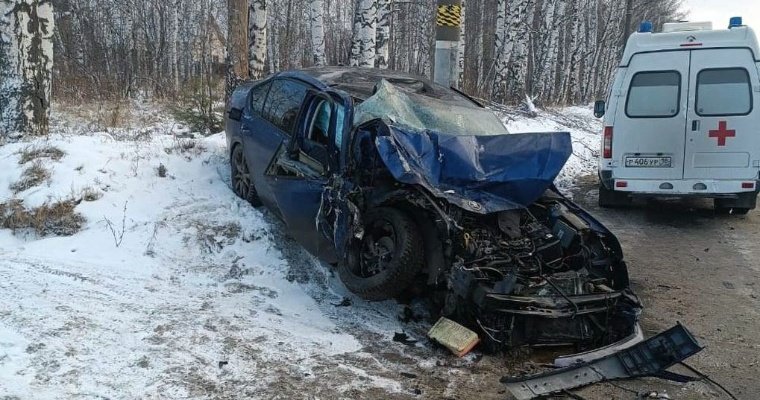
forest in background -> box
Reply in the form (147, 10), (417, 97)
(51, 0), (685, 107)
(0, 0), (685, 138)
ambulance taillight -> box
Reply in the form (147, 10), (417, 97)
(603, 127), (613, 159)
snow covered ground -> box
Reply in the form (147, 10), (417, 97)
(0, 102), (602, 399)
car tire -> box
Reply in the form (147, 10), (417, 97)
(598, 184), (630, 208)
(230, 145), (262, 207)
(338, 207), (423, 301)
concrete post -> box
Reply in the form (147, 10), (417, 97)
(433, 0), (462, 87)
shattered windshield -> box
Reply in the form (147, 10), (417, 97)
(354, 80), (509, 136)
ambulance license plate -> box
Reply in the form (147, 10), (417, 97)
(625, 156), (672, 168)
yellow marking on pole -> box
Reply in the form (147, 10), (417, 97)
(436, 5), (462, 27)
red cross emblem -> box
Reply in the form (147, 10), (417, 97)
(708, 121), (735, 146)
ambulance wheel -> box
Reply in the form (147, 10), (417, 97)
(598, 184), (630, 208)
(715, 206), (750, 215)
(715, 193), (756, 215)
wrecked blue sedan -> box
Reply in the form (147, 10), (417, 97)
(225, 67), (641, 352)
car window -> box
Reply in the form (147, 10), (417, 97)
(626, 71), (681, 118)
(249, 81), (271, 114)
(334, 104), (346, 148)
(263, 79), (309, 135)
(696, 68), (752, 116)
(308, 100), (331, 147)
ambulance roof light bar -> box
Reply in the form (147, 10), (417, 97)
(729, 16), (743, 29)
(662, 21), (713, 32)
(639, 21), (653, 33)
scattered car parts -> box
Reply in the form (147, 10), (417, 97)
(427, 317), (480, 357)
(502, 323), (703, 400)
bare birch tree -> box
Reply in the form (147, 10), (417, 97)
(455, 0), (465, 88)
(350, 0), (376, 67)
(310, 0), (327, 65)
(375, 0), (390, 69)
(170, 0), (181, 92)
(492, 0), (508, 99)
(249, 0), (268, 79)
(0, 0), (54, 136)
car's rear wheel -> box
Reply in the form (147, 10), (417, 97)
(231, 145), (262, 207)
(598, 184), (631, 208)
(338, 207), (423, 301)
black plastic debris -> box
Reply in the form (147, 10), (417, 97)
(331, 297), (352, 307)
(502, 323), (703, 400)
(393, 332), (418, 346)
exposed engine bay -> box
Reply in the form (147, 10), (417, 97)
(313, 118), (644, 353)
(304, 82), (644, 354)
(441, 196), (641, 351)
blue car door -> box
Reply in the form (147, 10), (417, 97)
(240, 78), (311, 209)
(266, 89), (353, 261)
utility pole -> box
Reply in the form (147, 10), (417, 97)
(433, 0), (462, 87)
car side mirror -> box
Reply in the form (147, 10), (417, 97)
(593, 100), (606, 118)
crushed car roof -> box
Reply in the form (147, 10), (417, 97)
(298, 66), (476, 104)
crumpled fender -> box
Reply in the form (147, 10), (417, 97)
(374, 124), (572, 214)
(316, 175), (363, 259)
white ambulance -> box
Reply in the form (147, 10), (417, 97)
(595, 17), (760, 214)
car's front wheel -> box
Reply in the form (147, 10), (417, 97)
(338, 207), (423, 301)
(231, 145), (262, 207)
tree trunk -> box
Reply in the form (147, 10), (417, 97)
(454, 0), (465, 88)
(507, 0), (532, 100)
(375, 0), (390, 68)
(226, 0), (248, 99)
(170, 0), (180, 93)
(310, 0), (326, 66)
(350, 0), (376, 67)
(492, 0), (508, 100)
(0, 0), (54, 137)
(621, 0), (633, 52)
(248, 0), (267, 79)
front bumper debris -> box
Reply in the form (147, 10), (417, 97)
(553, 323), (644, 368)
(502, 323), (703, 400)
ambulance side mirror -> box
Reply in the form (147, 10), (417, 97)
(593, 100), (606, 118)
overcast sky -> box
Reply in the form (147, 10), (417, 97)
(681, 0), (760, 30)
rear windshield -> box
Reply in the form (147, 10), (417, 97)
(696, 68), (752, 116)
(626, 71), (681, 118)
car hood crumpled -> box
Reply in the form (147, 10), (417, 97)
(374, 126), (573, 213)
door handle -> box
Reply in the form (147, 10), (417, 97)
(691, 120), (700, 131)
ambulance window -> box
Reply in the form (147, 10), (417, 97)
(626, 71), (681, 118)
(696, 68), (752, 116)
